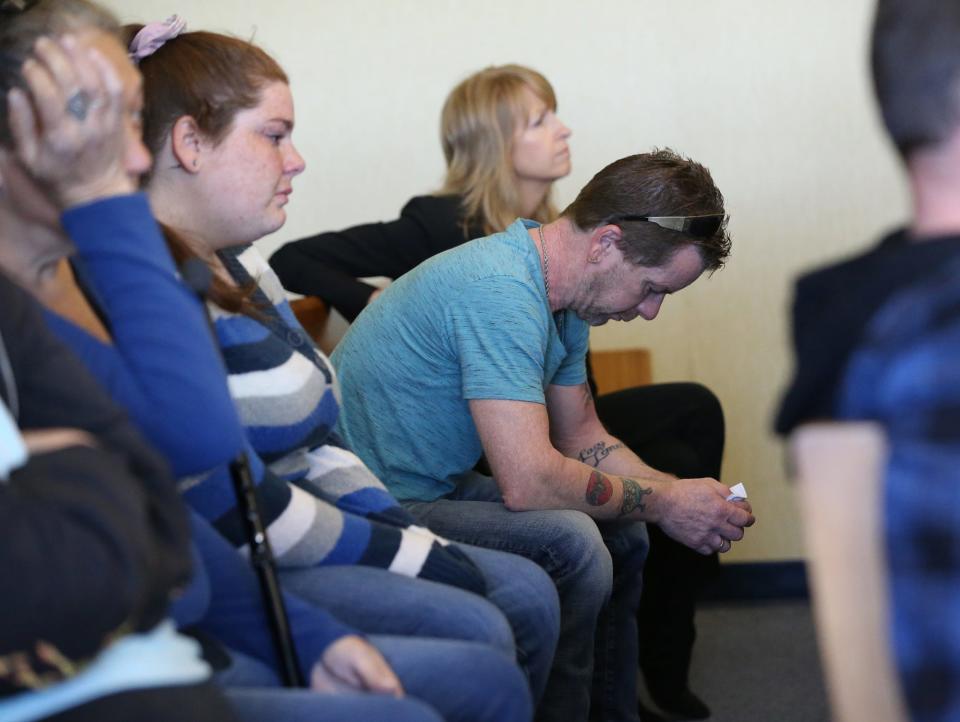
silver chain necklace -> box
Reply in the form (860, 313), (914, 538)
(537, 224), (551, 306)
(537, 225), (563, 336)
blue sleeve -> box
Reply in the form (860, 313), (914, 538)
(551, 312), (589, 387)
(169, 541), (211, 629)
(450, 276), (549, 404)
(188, 513), (352, 676)
(59, 194), (245, 477)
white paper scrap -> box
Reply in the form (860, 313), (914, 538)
(726, 482), (747, 502)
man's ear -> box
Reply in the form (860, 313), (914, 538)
(587, 224), (623, 263)
(169, 116), (205, 173)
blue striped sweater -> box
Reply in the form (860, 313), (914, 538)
(204, 245), (484, 591)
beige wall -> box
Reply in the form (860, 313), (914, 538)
(103, 0), (909, 562)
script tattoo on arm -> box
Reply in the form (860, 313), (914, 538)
(620, 477), (653, 516)
(578, 441), (625, 467)
(585, 470), (614, 506)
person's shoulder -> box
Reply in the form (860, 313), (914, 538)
(839, 254), (960, 424)
(400, 194), (464, 225)
(395, 219), (534, 299)
(221, 244), (286, 304)
(456, 220), (533, 268)
(403, 193), (463, 212)
(794, 239), (890, 297)
(796, 229), (960, 319)
(395, 195), (473, 252)
(866, 253), (960, 345)
(795, 228), (960, 291)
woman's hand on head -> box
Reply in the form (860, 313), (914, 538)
(5, 34), (137, 210)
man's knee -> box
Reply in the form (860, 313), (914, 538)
(540, 510), (614, 594)
(509, 555), (561, 639)
(603, 518), (650, 583)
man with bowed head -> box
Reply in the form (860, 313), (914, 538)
(332, 149), (756, 722)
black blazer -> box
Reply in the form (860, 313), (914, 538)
(270, 194), (482, 321)
(775, 229), (960, 434)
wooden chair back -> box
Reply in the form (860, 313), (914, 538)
(589, 348), (652, 395)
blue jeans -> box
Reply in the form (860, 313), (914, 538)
(457, 543), (559, 704)
(403, 471), (649, 722)
(226, 685), (443, 722)
(278, 545), (559, 706)
(184, 512), (542, 718)
(220, 636), (532, 722)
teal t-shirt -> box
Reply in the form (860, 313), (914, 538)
(332, 219), (590, 501)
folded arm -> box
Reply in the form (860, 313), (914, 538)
(470, 383), (754, 554)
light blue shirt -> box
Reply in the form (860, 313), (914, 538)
(333, 219), (589, 501)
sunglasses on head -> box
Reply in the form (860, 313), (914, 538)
(610, 214), (727, 238)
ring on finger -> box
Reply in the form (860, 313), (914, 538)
(718, 537), (729, 552)
(66, 89), (91, 121)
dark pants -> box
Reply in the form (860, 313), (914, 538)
(43, 683), (238, 722)
(595, 382), (725, 696)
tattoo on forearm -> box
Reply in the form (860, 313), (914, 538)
(585, 471), (614, 506)
(620, 478), (652, 516)
(578, 441), (625, 467)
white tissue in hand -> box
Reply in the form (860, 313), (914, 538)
(726, 482), (747, 502)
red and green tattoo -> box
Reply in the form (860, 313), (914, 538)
(585, 470), (614, 506)
(584, 470), (652, 516)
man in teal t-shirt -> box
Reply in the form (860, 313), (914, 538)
(333, 216), (591, 502)
(332, 151), (756, 722)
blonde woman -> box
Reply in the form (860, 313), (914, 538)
(269, 64), (570, 321)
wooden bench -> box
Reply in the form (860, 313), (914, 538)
(589, 348), (652, 393)
(289, 296), (330, 343)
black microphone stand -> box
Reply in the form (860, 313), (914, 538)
(181, 259), (305, 688)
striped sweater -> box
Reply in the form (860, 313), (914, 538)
(202, 245), (483, 592)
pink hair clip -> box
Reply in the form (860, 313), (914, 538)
(128, 15), (187, 62)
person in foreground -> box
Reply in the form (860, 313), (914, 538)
(332, 149), (756, 722)
(272, 62), (728, 720)
(0, 4), (233, 715)
(778, 1), (960, 720)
